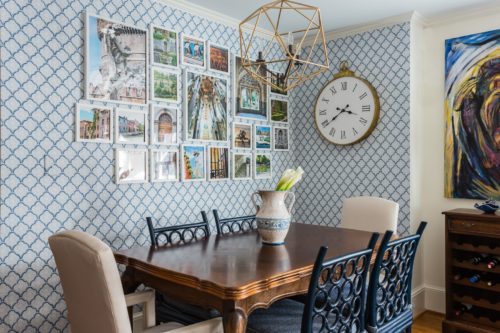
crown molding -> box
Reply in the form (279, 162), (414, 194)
(155, 0), (274, 39)
(423, 2), (500, 27)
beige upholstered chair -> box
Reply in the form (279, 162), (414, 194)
(340, 196), (399, 233)
(49, 230), (222, 333)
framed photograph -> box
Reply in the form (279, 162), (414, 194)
(181, 34), (206, 69)
(270, 98), (288, 124)
(234, 55), (268, 120)
(232, 122), (252, 150)
(75, 103), (112, 143)
(150, 25), (178, 68)
(273, 126), (289, 151)
(181, 145), (206, 182)
(150, 149), (179, 182)
(151, 67), (179, 103)
(270, 70), (288, 96)
(115, 108), (147, 145)
(85, 13), (147, 105)
(208, 146), (229, 181)
(115, 149), (148, 184)
(254, 153), (272, 179)
(184, 70), (228, 142)
(254, 125), (272, 150)
(208, 42), (230, 74)
(232, 152), (252, 180)
(150, 104), (178, 145)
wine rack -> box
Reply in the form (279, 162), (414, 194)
(443, 209), (500, 333)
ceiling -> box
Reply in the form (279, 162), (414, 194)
(181, 0), (498, 32)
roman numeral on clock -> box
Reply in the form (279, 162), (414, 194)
(319, 109), (326, 116)
(341, 82), (347, 90)
(321, 119), (329, 128)
(329, 127), (336, 137)
(341, 130), (346, 139)
(359, 117), (368, 125)
(330, 86), (337, 94)
(322, 97), (330, 103)
(352, 128), (358, 135)
(352, 83), (358, 92)
(362, 105), (370, 112)
(359, 92), (367, 100)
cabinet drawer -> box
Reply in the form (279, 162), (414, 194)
(449, 219), (500, 235)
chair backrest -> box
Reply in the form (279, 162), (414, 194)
(340, 196), (399, 233)
(366, 222), (427, 332)
(48, 230), (131, 333)
(213, 209), (257, 235)
(301, 233), (379, 333)
(146, 211), (210, 247)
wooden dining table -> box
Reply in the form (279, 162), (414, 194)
(114, 222), (377, 333)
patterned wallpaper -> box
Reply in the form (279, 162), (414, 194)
(291, 23), (411, 235)
(0, 1), (291, 332)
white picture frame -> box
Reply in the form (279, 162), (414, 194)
(232, 152), (252, 180)
(85, 13), (147, 106)
(232, 122), (253, 150)
(254, 124), (272, 151)
(115, 148), (148, 184)
(273, 126), (290, 151)
(207, 146), (230, 181)
(180, 33), (206, 69)
(150, 104), (179, 145)
(150, 149), (179, 182)
(270, 97), (289, 124)
(181, 144), (206, 182)
(269, 70), (288, 97)
(151, 67), (180, 104)
(150, 24), (179, 69)
(115, 108), (148, 145)
(208, 42), (230, 75)
(184, 70), (229, 143)
(75, 103), (113, 143)
(254, 152), (272, 179)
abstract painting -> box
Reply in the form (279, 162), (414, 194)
(185, 71), (228, 142)
(444, 29), (499, 199)
(86, 14), (147, 105)
(234, 56), (268, 120)
(182, 145), (206, 181)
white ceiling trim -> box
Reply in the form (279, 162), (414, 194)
(423, 2), (500, 27)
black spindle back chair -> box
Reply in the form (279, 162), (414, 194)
(366, 222), (427, 333)
(146, 211), (210, 247)
(213, 209), (257, 235)
(301, 233), (379, 333)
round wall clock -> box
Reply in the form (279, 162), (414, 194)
(314, 63), (380, 145)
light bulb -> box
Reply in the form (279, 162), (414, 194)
(287, 32), (294, 46)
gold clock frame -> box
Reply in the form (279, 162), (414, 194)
(313, 62), (380, 145)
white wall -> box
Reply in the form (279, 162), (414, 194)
(416, 7), (500, 313)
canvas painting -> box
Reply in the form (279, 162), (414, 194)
(182, 34), (205, 68)
(150, 105), (178, 145)
(234, 56), (268, 120)
(150, 149), (178, 182)
(233, 123), (252, 149)
(274, 126), (289, 151)
(152, 67), (179, 103)
(185, 71), (228, 141)
(182, 145), (206, 181)
(115, 109), (147, 144)
(233, 153), (252, 180)
(209, 43), (229, 74)
(444, 29), (499, 199)
(255, 125), (271, 150)
(208, 147), (229, 181)
(76, 103), (112, 143)
(151, 25), (178, 68)
(115, 149), (148, 184)
(271, 98), (288, 123)
(86, 14), (147, 105)
(255, 153), (272, 179)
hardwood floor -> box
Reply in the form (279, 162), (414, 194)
(413, 311), (444, 333)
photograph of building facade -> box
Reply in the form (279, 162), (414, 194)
(152, 106), (177, 144)
(233, 153), (251, 179)
(116, 109), (146, 144)
(152, 26), (178, 67)
(234, 56), (268, 120)
(209, 147), (229, 180)
(274, 127), (289, 150)
(77, 105), (111, 141)
(86, 15), (147, 104)
(185, 71), (228, 141)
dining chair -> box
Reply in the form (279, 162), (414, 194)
(213, 209), (257, 235)
(146, 212), (219, 325)
(366, 221), (427, 333)
(340, 196), (399, 233)
(48, 230), (222, 333)
(247, 233), (380, 333)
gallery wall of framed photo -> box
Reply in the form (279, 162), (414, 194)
(78, 11), (291, 185)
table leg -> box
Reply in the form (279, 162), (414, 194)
(222, 306), (247, 333)
(121, 267), (141, 327)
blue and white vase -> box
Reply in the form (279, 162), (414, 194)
(251, 190), (295, 245)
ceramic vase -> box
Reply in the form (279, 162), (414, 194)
(251, 190), (295, 245)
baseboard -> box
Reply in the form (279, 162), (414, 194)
(411, 285), (426, 318)
(424, 284), (446, 314)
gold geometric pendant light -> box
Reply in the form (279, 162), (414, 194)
(239, 0), (330, 93)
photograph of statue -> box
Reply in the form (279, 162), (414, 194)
(86, 14), (147, 105)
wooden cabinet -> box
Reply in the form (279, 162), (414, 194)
(443, 209), (500, 333)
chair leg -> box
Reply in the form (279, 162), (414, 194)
(405, 325), (412, 333)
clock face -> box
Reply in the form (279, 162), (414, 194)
(314, 76), (379, 145)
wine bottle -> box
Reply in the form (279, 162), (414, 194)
(486, 257), (498, 269)
(469, 274), (481, 283)
(469, 254), (484, 265)
(454, 303), (473, 317)
(453, 273), (462, 281)
(486, 279), (496, 287)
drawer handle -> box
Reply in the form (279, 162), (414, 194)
(461, 222), (475, 228)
